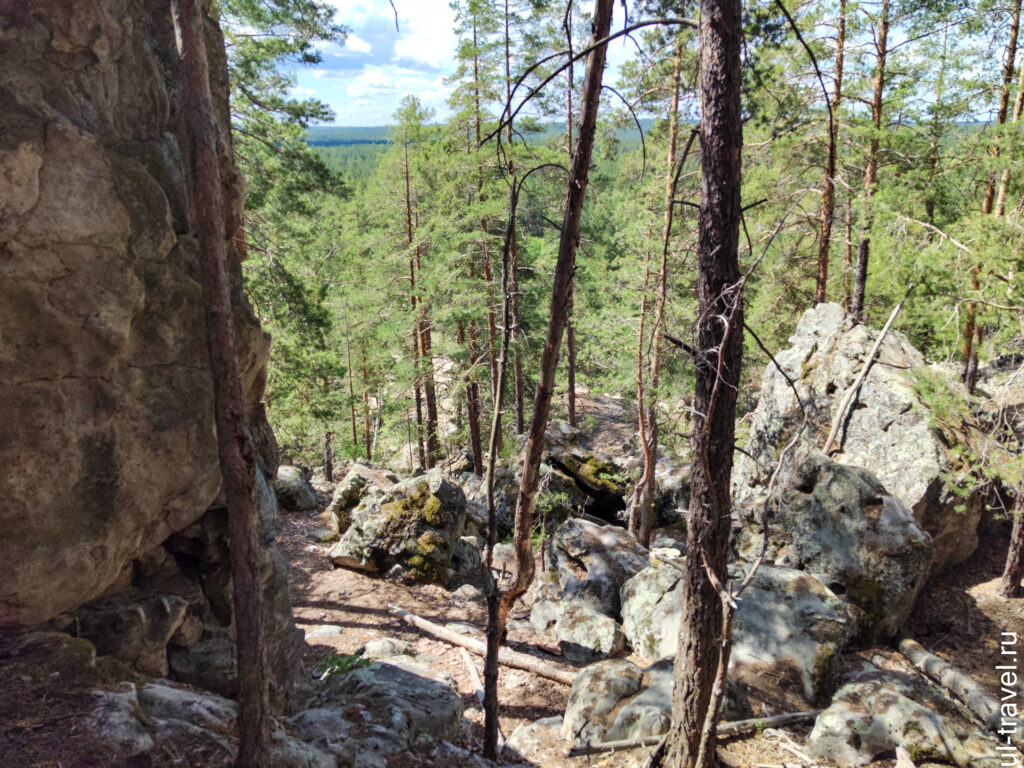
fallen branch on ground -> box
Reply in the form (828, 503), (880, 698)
(388, 604), (576, 685)
(899, 637), (1024, 753)
(566, 711), (822, 756)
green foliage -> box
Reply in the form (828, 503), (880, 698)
(316, 650), (371, 678)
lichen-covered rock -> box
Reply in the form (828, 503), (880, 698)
(734, 302), (988, 570)
(327, 464), (389, 534)
(808, 664), (1007, 766)
(531, 601), (626, 663)
(0, 0), (272, 625)
(87, 684), (154, 754)
(621, 564), (849, 706)
(536, 519), (648, 618)
(327, 470), (466, 583)
(561, 659), (644, 742)
(320, 657), (464, 742)
(547, 450), (627, 522)
(275, 466), (318, 512)
(619, 561), (681, 660)
(738, 451), (931, 641)
(507, 716), (564, 762)
(605, 659), (674, 742)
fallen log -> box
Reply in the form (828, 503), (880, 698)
(388, 604), (576, 686)
(899, 637), (1024, 753)
(566, 711), (822, 757)
(459, 647), (506, 752)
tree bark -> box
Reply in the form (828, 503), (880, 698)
(172, 1), (271, 765)
(346, 338), (359, 455)
(1002, 506), (1024, 598)
(499, 0), (614, 649)
(851, 0), (889, 324)
(361, 346), (371, 463)
(965, 0), (1021, 390)
(656, 0), (744, 763)
(459, 320), (486, 476)
(504, 0), (526, 437)
(815, 0), (844, 305)
(996, 54), (1024, 216)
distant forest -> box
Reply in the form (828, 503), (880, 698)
(308, 120), (655, 181)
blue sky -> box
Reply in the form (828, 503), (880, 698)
(289, 0), (634, 127)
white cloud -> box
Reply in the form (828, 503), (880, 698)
(291, 86), (317, 97)
(344, 33), (372, 54)
(346, 67), (399, 98)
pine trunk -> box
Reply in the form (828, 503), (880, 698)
(815, 0), (844, 305)
(658, 0), (744, 763)
(172, 1), (271, 765)
(1002, 509), (1024, 598)
(499, 0), (614, 632)
(852, 0), (889, 324)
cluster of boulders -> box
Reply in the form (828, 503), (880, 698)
(80, 631), (499, 768)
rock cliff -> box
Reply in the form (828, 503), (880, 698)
(0, 0), (270, 624)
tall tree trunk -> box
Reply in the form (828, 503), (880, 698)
(498, 0), (613, 643)
(844, 194), (853, 310)
(504, 0), (526, 437)
(420, 313), (440, 467)
(1002, 503), (1024, 598)
(347, 338), (359, 454)
(925, 31), (948, 227)
(657, 0), (744, 764)
(852, 0), (889, 324)
(404, 139), (427, 468)
(172, 2), (271, 765)
(361, 346), (371, 463)
(483, 179), (520, 761)
(565, 28), (579, 428)
(965, 0), (1021, 391)
(634, 37), (685, 547)
(815, 0), (845, 305)
(324, 430), (333, 482)
(996, 56), (1024, 216)
(459, 320), (485, 476)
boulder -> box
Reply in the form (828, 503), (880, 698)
(507, 717), (564, 762)
(561, 659), (644, 742)
(734, 302), (988, 570)
(621, 563), (849, 707)
(275, 465), (318, 512)
(737, 451), (931, 641)
(74, 592), (188, 677)
(327, 464), (387, 535)
(0, 0), (273, 626)
(547, 449), (628, 523)
(604, 659), (674, 742)
(320, 656), (463, 742)
(808, 664), (1007, 766)
(530, 519), (648, 660)
(538, 601), (627, 663)
(327, 470), (466, 583)
(536, 518), (648, 618)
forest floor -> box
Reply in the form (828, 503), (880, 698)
(283, 392), (1024, 768)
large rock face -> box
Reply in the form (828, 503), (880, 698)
(736, 452), (932, 641)
(734, 302), (987, 569)
(0, 1), (270, 624)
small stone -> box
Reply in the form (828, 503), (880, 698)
(451, 584), (483, 600)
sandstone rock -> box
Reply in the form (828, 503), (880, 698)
(275, 465), (318, 512)
(620, 561), (681, 660)
(738, 451), (931, 641)
(536, 601), (627, 663)
(328, 470), (466, 583)
(0, 0), (272, 625)
(734, 302), (988, 570)
(808, 664), (1006, 766)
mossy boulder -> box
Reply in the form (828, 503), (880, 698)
(327, 470), (466, 583)
(547, 450), (627, 522)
